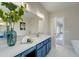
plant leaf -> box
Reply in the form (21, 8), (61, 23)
(1, 2), (18, 11)
(18, 5), (24, 16)
(0, 9), (3, 17)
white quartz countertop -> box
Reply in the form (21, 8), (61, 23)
(0, 34), (51, 57)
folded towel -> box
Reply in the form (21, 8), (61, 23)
(21, 36), (30, 43)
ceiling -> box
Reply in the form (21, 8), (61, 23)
(41, 2), (79, 12)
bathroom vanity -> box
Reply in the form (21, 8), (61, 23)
(0, 35), (51, 57)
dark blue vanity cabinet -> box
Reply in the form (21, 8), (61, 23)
(36, 48), (42, 57)
(36, 45), (47, 57)
(42, 44), (47, 57)
(47, 38), (51, 53)
(36, 42), (43, 57)
(15, 37), (51, 57)
(36, 37), (51, 57)
(21, 46), (36, 57)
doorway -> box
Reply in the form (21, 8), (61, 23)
(55, 17), (64, 47)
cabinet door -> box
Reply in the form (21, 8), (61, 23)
(42, 45), (47, 57)
(36, 49), (42, 57)
(49, 41), (51, 49)
(47, 41), (51, 53)
(37, 42), (43, 50)
(47, 43), (49, 53)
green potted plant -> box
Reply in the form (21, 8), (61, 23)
(0, 2), (26, 46)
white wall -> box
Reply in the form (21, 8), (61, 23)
(50, 6), (79, 47)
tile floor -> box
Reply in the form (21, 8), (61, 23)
(46, 45), (78, 57)
(47, 32), (78, 57)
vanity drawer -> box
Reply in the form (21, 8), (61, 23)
(37, 42), (43, 50)
(43, 39), (48, 45)
(48, 37), (51, 42)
